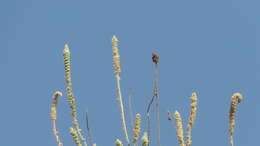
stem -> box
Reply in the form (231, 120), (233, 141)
(115, 74), (130, 146)
(128, 89), (134, 130)
(86, 110), (94, 146)
(154, 64), (160, 146)
(52, 115), (63, 146)
(146, 95), (155, 146)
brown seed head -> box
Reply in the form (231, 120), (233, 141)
(167, 111), (172, 121)
(152, 53), (159, 64)
(53, 91), (62, 105)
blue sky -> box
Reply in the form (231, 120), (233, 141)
(1, 0), (259, 146)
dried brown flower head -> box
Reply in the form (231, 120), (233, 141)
(167, 111), (172, 121)
(152, 53), (159, 64)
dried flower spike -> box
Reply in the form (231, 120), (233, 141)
(133, 113), (141, 144)
(51, 91), (63, 146)
(174, 111), (185, 146)
(112, 35), (121, 74)
(53, 91), (62, 105)
(111, 36), (130, 146)
(185, 92), (198, 146)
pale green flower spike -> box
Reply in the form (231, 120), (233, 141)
(229, 93), (243, 146)
(70, 127), (82, 146)
(63, 44), (88, 146)
(116, 139), (123, 146)
(141, 132), (149, 146)
(63, 44), (77, 118)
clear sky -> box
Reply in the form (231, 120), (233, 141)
(1, 0), (259, 146)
